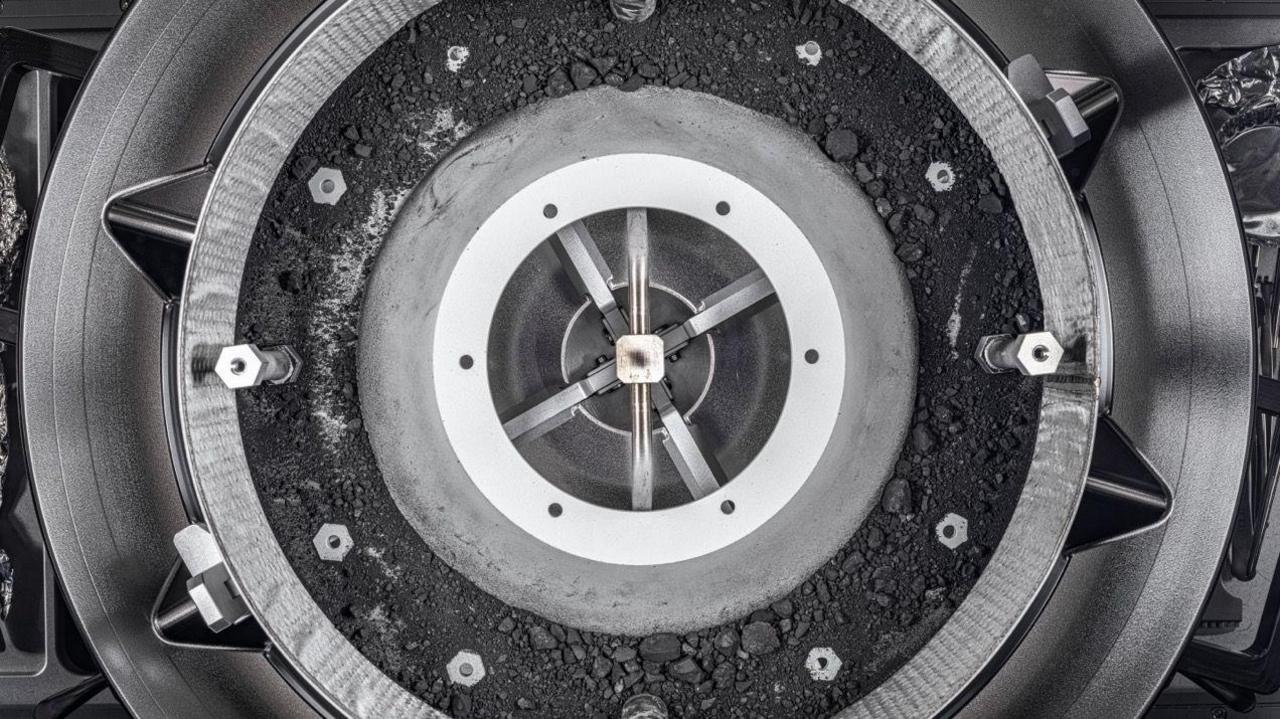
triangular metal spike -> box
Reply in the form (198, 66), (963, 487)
(1065, 414), (1173, 554)
(103, 166), (212, 300)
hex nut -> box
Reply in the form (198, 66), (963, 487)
(795, 41), (823, 67)
(313, 523), (354, 562)
(185, 563), (249, 633)
(446, 650), (486, 687)
(936, 513), (969, 550)
(976, 331), (1064, 377)
(805, 647), (842, 681)
(308, 167), (347, 205)
(926, 161), (957, 192)
(1013, 331), (1064, 376)
(214, 344), (300, 389)
(215, 344), (272, 389)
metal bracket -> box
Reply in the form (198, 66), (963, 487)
(1008, 54), (1123, 193)
(102, 166), (212, 301)
(1065, 414), (1174, 554)
(150, 559), (265, 651)
(169, 524), (253, 634)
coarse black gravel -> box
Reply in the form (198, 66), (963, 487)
(235, 1), (1045, 717)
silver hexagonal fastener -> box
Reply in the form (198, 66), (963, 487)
(936, 513), (969, 550)
(975, 331), (1064, 377)
(309, 167), (347, 205)
(926, 161), (957, 192)
(215, 344), (301, 390)
(805, 647), (842, 681)
(313, 523), (354, 562)
(447, 650), (487, 687)
(173, 524), (251, 633)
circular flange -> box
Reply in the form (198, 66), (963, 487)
(175, 0), (1100, 714)
(357, 87), (914, 632)
(429, 153), (846, 566)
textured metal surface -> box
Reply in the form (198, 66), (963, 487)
(20, 0), (323, 716)
(954, 0), (1255, 717)
(833, 0), (1101, 715)
(178, 1), (446, 716)
(177, 0), (1097, 716)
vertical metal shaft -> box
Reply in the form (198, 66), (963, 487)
(627, 208), (654, 511)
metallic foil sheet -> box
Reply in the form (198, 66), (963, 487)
(0, 149), (23, 287)
(0, 150), (19, 621)
(1199, 46), (1280, 246)
(0, 550), (10, 621)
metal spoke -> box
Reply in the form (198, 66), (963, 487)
(503, 269), (780, 443)
(627, 208), (655, 511)
(553, 220), (630, 338)
(663, 268), (777, 352)
(502, 366), (617, 441)
(653, 388), (722, 500)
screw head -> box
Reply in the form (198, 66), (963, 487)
(447, 650), (486, 687)
(312, 523), (353, 562)
(936, 513), (969, 550)
(805, 647), (842, 681)
(308, 167), (347, 205)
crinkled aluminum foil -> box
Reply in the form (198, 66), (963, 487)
(0, 550), (11, 621)
(1199, 46), (1280, 246)
(0, 150), (18, 620)
(0, 150), (23, 288)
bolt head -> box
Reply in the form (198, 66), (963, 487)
(805, 647), (842, 681)
(1013, 331), (1064, 376)
(312, 523), (354, 562)
(936, 513), (969, 550)
(215, 344), (270, 389)
(447, 650), (486, 687)
(308, 167), (347, 205)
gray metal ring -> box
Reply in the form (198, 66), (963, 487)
(176, 0), (1099, 717)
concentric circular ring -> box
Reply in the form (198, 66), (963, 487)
(431, 153), (845, 566)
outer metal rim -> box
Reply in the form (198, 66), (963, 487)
(955, 1), (1255, 716)
(835, 1), (1100, 715)
(18, 0), (324, 716)
(433, 153), (846, 566)
(176, 2), (1098, 718)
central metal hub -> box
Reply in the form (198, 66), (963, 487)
(490, 204), (784, 512)
(616, 335), (665, 385)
